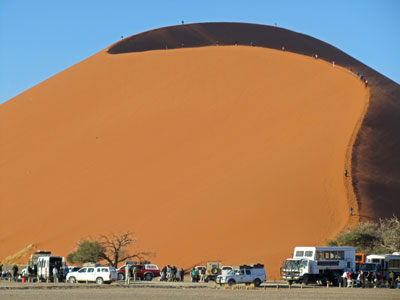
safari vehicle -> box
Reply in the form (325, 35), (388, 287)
(361, 253), (400, 278)
(36, 255), (66, 282)
(204, 261), (221, 282)
(281, 246), (355, 285)
(216, 263), (265, 287)
(66, 266), (117, 284)
(117, 263), (160, 281)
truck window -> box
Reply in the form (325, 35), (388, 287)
(246, 270), (251, 275)
(324, 251), (330, 260)
(97, 268), (101, 272)
(78, 268), (87, 273)
(88, 268), (94, 273)
(331, 251), (337, 259)
(305, 251), (313, 257)
(316, 251), (323, 260)
(295, 251), (304, 257)
(102, 268), (108, 272)
(338, 251), (344, 259)
(389, 260), (400, 268)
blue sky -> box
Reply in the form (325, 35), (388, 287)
(1, 0), (399, 104)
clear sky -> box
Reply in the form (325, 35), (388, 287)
(1, 0), (399, 104)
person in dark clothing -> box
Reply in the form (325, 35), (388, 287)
(32, 264), (38, 282)
(180, 268), (185, 282)
(0, 264), (3, 280)
(12, 265), (18, 282)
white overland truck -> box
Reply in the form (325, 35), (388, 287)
(361, 253), (400, 279)
(281, 246), (355, 285)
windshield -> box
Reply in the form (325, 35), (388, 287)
(227, 270), (239, 275)
(283, 259), (300, 269)
(360, 263), (380, 272)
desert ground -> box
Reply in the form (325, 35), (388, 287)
(0, 44), (368, 278)
(0, 281), (398, 300)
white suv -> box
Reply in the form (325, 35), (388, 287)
(216, 266), (266, 287)
(67, 266), (117, 284)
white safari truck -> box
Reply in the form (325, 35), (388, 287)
(281, 246), (355, 285)
(361, 253), (400, 279)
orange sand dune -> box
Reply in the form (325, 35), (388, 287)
(0, 45), (367, 278)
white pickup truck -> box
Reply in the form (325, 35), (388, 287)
(216, 264), (266, 287)
(66, 266), (117, 284)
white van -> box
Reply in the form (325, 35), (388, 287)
(37, 256), (65, 281)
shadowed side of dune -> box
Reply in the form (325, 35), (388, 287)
(109, 22), (400, 220)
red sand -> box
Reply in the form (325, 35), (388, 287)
(0, 46), (367, 278)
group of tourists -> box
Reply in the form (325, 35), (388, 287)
(341, 270), (400, 288)
(124, 264), (139, 284)
(159, 265), (184, 282)
(355, 72), (369, 87)
(190, 267), (206, 282)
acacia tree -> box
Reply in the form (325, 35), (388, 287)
(67, 231), (152, 267)
(327, 215), (400, 254)
(99, 231), (153, 268)
(67, 240), (105, 264)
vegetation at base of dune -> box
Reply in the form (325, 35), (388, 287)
(327, 215), (400, 253)
(67, 240), (104, 264)
(67, 231), (153, 267)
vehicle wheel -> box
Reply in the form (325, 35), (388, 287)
(204, 277), (209, 283)
(303, 275), (310, 285)
(144, 273), (153, 281)
(68, 277), (76, 284)
(288, 280), (293, 285)
(254, 278), (261, 287)
(211, 267), (219, 275)
(228, 279), (236, 286)
(118, 273), (125, 281)
(96, 277), (104, 285)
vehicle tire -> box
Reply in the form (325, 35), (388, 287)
(303, 275), (310, 285)
(68, 277), (76, 284)
(288, 280), (293, 285)
(118, 273), (125, 281)
(144, 273), (153, 281)
(211, 267), (218, 275)
(228, 279), (236, 286)
(204, 277), (209, 283)
(96, 277), (104, 285)
(254, 278), (261, 287)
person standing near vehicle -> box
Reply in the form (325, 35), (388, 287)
(132, 265), (138, 281)
(52, 267), (59, 283)
(12, 265), (18, 282)
(180, 268), (185, 282)
(190, 268), (196, 282)
(125, 264), (131, 285)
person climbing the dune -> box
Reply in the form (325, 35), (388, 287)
(344, 169), (348, 177)
(349, 207), (353, 216)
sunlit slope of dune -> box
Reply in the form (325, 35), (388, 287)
(0, 46), (366, 278)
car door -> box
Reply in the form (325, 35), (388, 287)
(86, 268), (95, 281)
(244, 269), (253, 283)
(76, 268), (87, 281)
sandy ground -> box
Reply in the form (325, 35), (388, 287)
(0, 281), (398, 300)
(0, 46), (367, 278)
